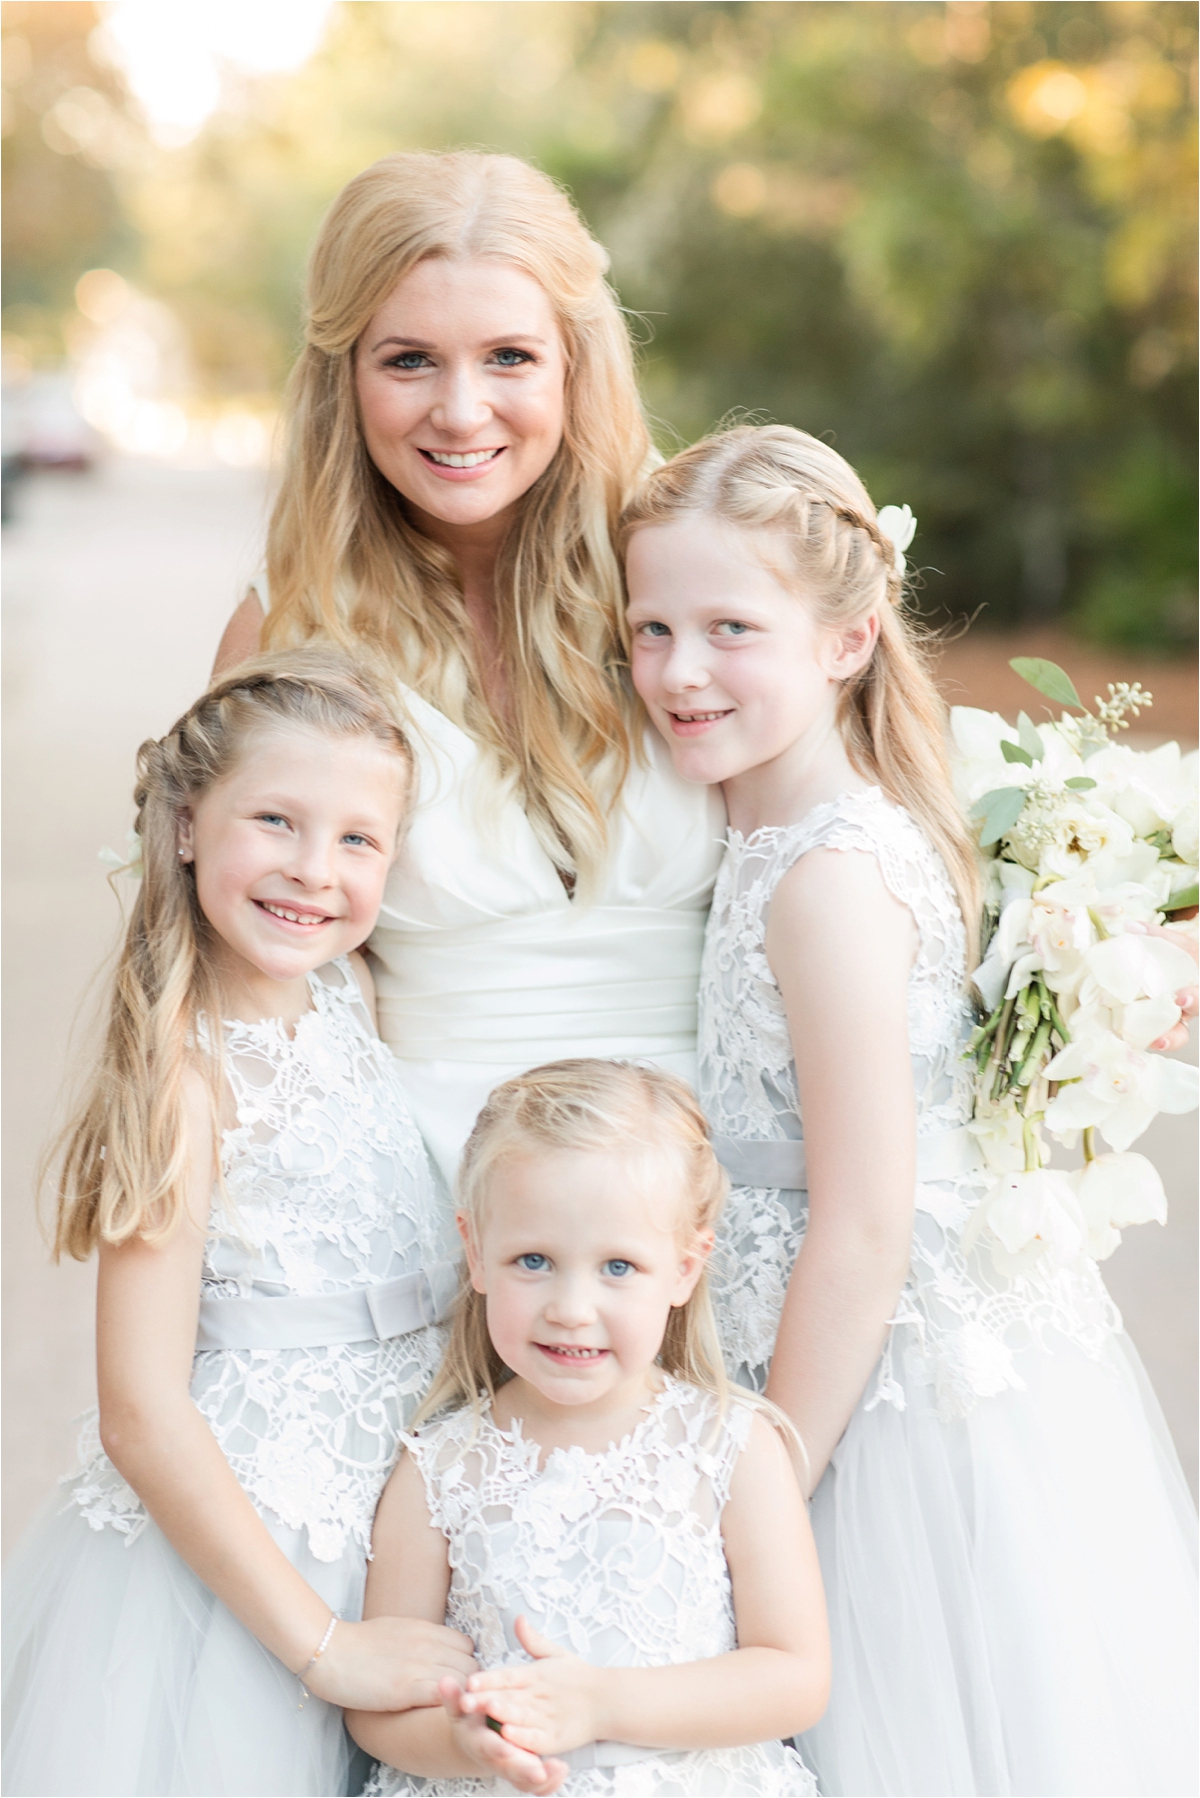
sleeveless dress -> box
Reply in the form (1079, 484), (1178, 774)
(2, 959), (457, 1798)
(701, 789), (1199, 1798)
(363, 1378), (817, 1797)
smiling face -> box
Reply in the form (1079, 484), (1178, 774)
(463, 1146), (711, 1423)
(626, 514), (879, 799)
(177, 723), (408, 1016)
(354, 256), (568, 542)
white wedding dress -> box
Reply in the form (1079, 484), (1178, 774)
(364, 1378), (817, 1796)
(365, 689), (725, 1186)
(701, 789), (1199, 1798)
(2, 961), (456, 1797)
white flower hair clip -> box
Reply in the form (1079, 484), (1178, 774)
(99, 828), (144, 882)
(876, 504), (917, 576)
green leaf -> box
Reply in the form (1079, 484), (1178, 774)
(1165, 884), (1199, 913)
(1009, 658), (1082, 709)
(970, 785), (1027, 847)
(1064, 776), (1097, 790)
(1016, 711), (1043, 759)
(1001, 740), (1034, 766)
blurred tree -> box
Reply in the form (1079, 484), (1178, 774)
(1, 1), (142, 363)
(4, 2), (1195, 646)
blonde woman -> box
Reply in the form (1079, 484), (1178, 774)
(216, 151), (723, 1186)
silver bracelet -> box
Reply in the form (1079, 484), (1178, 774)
(297, 1614), (338, 1708)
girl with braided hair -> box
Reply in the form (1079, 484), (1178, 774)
(2, 649), (478, 1796)
(623, 425), (1197, 1797)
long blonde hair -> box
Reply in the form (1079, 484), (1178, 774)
(264, 150), (653, 898)
(621, 425), (981, 958)
(418, 1058), (730, 1426)
(52, 648), (413, 1261)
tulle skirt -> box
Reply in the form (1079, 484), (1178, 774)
(799, 1327), (1198, 1797)
(2, 1488), (370, 1796)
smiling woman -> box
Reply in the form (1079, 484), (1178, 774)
(215, 151), (724, 1186)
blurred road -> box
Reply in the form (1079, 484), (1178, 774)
(3, 461), (1196, 1559)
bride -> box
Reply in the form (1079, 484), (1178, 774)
(216, 148), (724, 1184)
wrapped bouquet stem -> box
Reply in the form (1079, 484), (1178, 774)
(953, 657), (1198, 1272)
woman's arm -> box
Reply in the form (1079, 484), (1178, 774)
(463, 1411), (829, 1756)
(98, 1067), (474, 1710)
(762, 847), (918, 1494)
(212, 589), (265, 675)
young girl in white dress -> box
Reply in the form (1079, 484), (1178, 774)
(624, 426), (1199, 1798)
(348, 1058), (828, 1797)
(2, 651), (474, 1797)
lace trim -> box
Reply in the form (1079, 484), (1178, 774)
(701, 791), (1120, 1420)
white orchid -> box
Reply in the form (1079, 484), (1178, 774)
(99, 829), (143, 882)
(876, 504), (917, 574)
(1043, 1026), (1198, 1152)
(1073, 1152), (1167, 1260)
(1172, 790), (1198, 866)
(1084, 740), (1191, 838)
(962, 1168), (1087, 1277)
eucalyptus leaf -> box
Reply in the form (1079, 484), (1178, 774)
(1010, 658), (1082, 709)
(1064, 776), (1097, 790)
(1016, 711), (1043, 759)
(970, 785), (1027, 847)
(1165, 884), (1199, 913)
(1001, 740), (1034, 767)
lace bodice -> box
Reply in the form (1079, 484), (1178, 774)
(700, 790), (1118, 1420)
(67, 959), (454, 1562)
(365, 1379), (816, 1796)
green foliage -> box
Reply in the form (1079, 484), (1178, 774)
(1010, 656), (1083, 707)
(2, 1), (1195, 646)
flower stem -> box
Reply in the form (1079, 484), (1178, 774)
(1022, 1116), (1042, 1173)
(1082, 1127), (1096, 1165)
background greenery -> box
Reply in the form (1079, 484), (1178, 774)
(3, 0), (1196, 646)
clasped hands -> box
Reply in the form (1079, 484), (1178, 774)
(440, 1613), (607, 1796)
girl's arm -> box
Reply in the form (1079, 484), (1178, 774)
(97, 1067), (475, 1711)
(464, 1410), (829, 1756)
(760, 846), (917, 1494)
(348, 1453), (564, 1794)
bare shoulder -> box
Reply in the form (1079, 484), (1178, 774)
(212, 589), (265, 677)
(729, 1404), (804, 1496)
(767, 844), (916, 982)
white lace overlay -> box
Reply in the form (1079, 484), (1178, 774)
(64, 958), (454, 1561)
(700, 789), (1119, 1421)
(366, 1379), (816, 1797)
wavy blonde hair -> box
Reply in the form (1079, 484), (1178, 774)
(621, 425), (981, 959)
(263, 150), (653, 898)
(52, 648), (413, 1261)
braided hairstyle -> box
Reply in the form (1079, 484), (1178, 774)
(52, 647), (413, 1260)
(620, 424), (981, 959)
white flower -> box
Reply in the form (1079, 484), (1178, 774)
(966, 1105), (1029, 1174)
(1044, 1023), (1198, 1152)
(1083, 932), (1197, 1007)
(876, 504), (917, 574)
(1172, 792), (1198, 866)
(1073, 1152), (1167, 1260)
(99, 829), (143, 881)
(1027, 875), (1098, 974)
(961, 1168), (1087, 1276)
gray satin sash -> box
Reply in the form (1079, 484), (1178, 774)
(712, 1125), (983, 1193)
(195, 1258), (461, 1352)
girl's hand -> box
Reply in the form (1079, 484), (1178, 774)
(457, 1615), (604, 1757)
(1130, 920), (1198, 1050)
(440, 1676), (568, 1794)
(302, 1615), (477, 1711)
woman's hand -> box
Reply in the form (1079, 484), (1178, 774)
(456, 1616), (602, 1757)
(1130, 920), (1198, 1050)
(302, 1614), (477, 1712)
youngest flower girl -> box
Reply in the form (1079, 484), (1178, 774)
(350, 1058), (828, 1796)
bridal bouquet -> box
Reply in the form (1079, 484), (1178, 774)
(951, 658), (1198, 1276)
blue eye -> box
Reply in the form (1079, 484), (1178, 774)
(603, 1258), (635, 1278)
(257, 812), (288, 827)
(637, 621), (670, 638)
(492, 348), (532, 366)
(715, 620), (750, 637)
(515, 1253), (549, 1272)
(389, 351), (432, 370)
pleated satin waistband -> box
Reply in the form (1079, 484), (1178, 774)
(713, 1126), (984, 1192)
(371, 907), (705, 1063)
(195, 1261), (461, 1351)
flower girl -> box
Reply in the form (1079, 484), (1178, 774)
(624, 425), (1198, 1798)
(349, 1058), (828, 1797)
(2, 651), (473, 1797)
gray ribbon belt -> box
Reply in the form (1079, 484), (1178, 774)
(562, 1742), (674, 1772)
(195, 1258), (461, 1352)
(713, 1125), (983, 1192)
